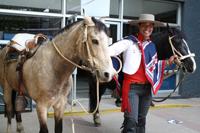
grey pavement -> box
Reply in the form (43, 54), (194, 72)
(0, 96), (200, 133)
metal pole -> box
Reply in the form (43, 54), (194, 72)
(119, 0), (124, 39)
(61, 0), (66, 28)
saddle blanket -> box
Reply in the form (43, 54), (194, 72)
(10, 33), (35, 51)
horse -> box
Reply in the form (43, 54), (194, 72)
(88, 26), (196, 126)
(0, 16), (115, 133)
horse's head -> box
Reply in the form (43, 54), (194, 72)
(167, 28), (196, 73)
(75, 17), (115, 82)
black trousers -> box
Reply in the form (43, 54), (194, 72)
(122, 83), (152, 133)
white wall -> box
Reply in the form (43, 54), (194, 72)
(81, 0), (110, 17)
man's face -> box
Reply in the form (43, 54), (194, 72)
(139, 22), (154, 40)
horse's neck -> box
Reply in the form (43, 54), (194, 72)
(52, 22), (82, 63)
(152, 33), (172, 60)
(31, 22), (82, 77)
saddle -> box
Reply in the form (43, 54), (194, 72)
(7, 33), (47, 59)
(5, 33), (47, 112)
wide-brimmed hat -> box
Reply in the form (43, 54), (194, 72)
(128, 14), (165, 27)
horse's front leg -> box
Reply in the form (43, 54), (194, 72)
(53, 96), (66, 133)
(16, 112), (25, 133)
(36, 104), (48, 133)
(5, 104), (12, 133)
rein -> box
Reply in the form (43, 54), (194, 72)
(152, 67), (185, 102)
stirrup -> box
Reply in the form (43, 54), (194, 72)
(15, 95), (28, 112)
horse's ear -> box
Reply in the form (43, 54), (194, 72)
(83, 16), (95, 26)
(166, 23), (170, 32)
(166, 23), (173, 36)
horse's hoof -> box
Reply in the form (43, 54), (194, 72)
(93, 113), (101, 127)
(15, 96), (28, 112)
(115, 99), (121, 107)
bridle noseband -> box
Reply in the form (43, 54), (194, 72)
(168, 35), (195, 66)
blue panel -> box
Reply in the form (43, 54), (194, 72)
(3, 33), (15, 40)
(160, 64), (176, 90)
(160, 74), (176, 90)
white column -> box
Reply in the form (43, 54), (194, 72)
(61, 0), (66, 28)
(118, 0), (124, 39)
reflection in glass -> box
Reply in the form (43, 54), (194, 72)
(0, 15), (61, 38)
(0, 0), (62, 13)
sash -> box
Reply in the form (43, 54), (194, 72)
(138, 37), (166, 94)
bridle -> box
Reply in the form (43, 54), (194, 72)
(168, 35), (195, 66)
(152, 35), (195, 103)
(51, 23), (97, 73)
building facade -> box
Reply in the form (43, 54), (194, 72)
(0, 0), (199, 99)
(179, 0), (200, 97)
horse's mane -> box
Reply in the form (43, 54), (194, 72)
(151, 28), (186, 60)
(53, 21), (80, 37)
(152, 28), (186, 43)
(54, 17), (109, 37)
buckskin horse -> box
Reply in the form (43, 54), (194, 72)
(0, 17), (115, 133)
(89, 26), (196, 126)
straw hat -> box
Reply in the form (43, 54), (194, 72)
(128, 14), (165, 27)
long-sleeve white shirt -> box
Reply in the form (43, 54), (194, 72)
(108, 39), (141, 75)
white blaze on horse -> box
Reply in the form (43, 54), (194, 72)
(0, 17), (115, 133)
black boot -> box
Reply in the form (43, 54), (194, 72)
(121, 118), (137, 133)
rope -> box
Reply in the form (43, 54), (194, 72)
(52, 41), (93, 72)
(153, 68), (185, 102)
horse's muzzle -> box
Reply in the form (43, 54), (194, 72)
(95, 70), (114, 83)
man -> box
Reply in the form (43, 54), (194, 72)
(109, 14), (176, 133)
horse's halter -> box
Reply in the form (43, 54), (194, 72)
(81, 24), (97, 72)
(168, 35), (195, 66)
(52, 23), (96, 73)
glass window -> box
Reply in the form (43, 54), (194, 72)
(122, 0), (180, 38)
(0, 0), (62, 13)
(123, 24), (138, 37)
(66, 0), (81, 14)
(143, 0), (178, 23)
(123, 0), (179, 23)
(0, 15), (61, 39)
(109, 0), (120, 18)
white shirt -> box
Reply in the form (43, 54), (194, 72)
(108, 39), (141, 75)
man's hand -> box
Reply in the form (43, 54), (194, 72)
(167, 55), (179, 65)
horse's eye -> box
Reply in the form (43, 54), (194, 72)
(92, 39), (99, 45)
